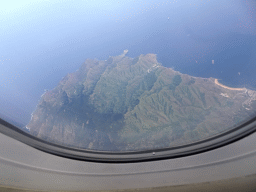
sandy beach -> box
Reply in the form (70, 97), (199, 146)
(215, 79), (246, 91)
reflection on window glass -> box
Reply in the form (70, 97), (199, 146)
(0, 0), (256, 151)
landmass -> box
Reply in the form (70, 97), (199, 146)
(26, 51), (256, 151)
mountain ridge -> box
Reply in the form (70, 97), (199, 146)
(27, 50), (256, 151)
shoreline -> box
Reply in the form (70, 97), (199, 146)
(214, 79), (246, 91)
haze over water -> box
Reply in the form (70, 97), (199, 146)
(0, 0), (255, 125)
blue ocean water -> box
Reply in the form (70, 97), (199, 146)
(0, 0), (255, 125)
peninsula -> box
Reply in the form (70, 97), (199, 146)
(26, 51), (256, 151)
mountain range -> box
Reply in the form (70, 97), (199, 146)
(27, 50), (256, 151)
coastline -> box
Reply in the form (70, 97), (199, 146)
(215, 79), (246, 91)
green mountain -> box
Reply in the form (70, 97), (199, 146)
(27, 50), (256, 151)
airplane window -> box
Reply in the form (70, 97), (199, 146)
(0, 0), (256, 156)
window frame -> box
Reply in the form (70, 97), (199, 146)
(1, 116), (256, 163)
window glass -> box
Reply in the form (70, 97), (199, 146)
(1, 0), (256, 151)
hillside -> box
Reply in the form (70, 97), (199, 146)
(26, 50), (256, 151)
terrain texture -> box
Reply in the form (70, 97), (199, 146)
(27, 50), (256, 151)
